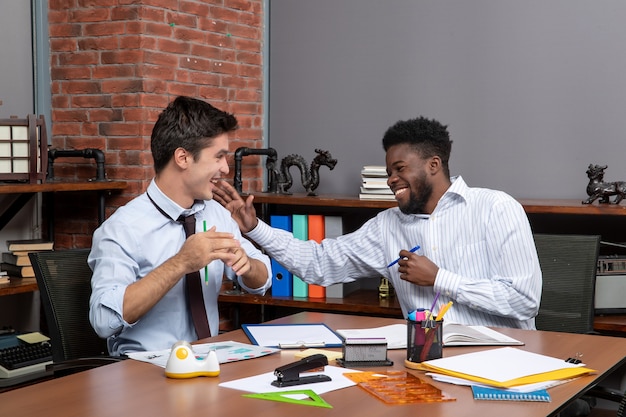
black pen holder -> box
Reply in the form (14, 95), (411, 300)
(405, 318), (443, 369)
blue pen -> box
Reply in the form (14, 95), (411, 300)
(387, 245), (420, 268)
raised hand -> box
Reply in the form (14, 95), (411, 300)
(212, 180), (259, 233)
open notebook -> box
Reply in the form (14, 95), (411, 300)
(443, 323), (524, 346)
(335, 323), (523, 349)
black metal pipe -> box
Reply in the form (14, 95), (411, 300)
(47, 148), (106, 181)
(47, 148), (108, 224)
(233, 147), (278, 193)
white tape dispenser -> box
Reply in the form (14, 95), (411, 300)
(164, 341), (220, 379)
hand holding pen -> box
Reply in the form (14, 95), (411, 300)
(387, 245), (420, 268)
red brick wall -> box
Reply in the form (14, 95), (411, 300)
(47, 0), (265, 248)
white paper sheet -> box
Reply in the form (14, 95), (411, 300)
(127, 341), (279, 368)
(422, 347), (585, 383)
(218, 365), (361, 394)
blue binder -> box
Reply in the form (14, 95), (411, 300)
(270, 215), (293, 296)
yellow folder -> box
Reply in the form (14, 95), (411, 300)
(416, 347), (596, 389)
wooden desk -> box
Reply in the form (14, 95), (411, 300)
(1, 312), (625, 417)
(0, 180), (127, 235)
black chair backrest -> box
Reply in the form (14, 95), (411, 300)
(533, 234), (600, 334)
(29, 249), (108, 363)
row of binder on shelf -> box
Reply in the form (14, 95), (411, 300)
(269, 214), (360, 298)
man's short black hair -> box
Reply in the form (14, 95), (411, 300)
(151, 96), (238, 174)
(382, 116), (452, 177)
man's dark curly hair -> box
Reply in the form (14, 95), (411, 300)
(151, 96), (238, 174)
(382, 116), (453, 178)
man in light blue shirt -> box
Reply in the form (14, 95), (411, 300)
(214, 116), (542, 330)
(89, 96), (271, 356)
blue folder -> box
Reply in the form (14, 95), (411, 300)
(270, 215), (293, 297)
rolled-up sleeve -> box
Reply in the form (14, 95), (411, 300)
(88, 220), (139, 339)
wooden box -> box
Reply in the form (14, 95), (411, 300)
(0, 114), (48, 183)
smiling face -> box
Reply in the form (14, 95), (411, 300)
(385, 143), (436, 215)
(183, 133), (230, 202)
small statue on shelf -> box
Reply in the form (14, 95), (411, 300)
(582, 164), (626, 205)
(275, 149), (337, 196)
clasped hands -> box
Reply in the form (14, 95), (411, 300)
(178, 226), (251, 276)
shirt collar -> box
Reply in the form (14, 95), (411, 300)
(147, 179), (205, 221)
(396, 175), (468, 222)
(445, 175), (469, 200)
(432, 175), (468, 214)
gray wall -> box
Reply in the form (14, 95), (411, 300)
(268, 0), (626, 199)
(0, 0), (41, 332)
(0, 0), (34, 117)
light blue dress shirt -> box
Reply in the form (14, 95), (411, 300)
(89, 180), (272, 355)
(247, 176), (541, 330)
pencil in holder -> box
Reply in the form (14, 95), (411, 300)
(405, 318), (443, 369)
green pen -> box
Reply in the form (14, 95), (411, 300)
(203, 220), (208, 285)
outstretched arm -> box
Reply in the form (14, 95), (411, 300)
(213, 180), (259, 233)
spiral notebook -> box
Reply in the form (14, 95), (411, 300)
(471, 385), (551, 402)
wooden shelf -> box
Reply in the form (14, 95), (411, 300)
(219, 289), (402, 317)
(250, 193), (397, 209)
(594, 314), (626, 334)
(233, 193), (626, 335)
(519, 199), (626, 216)
(0, 180), (128, 233)
(0, 180), (127, 194)
(251, 193), (626, 216)
(0, 278), (38, 296)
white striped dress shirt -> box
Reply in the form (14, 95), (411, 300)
(247, 176), (542, 329)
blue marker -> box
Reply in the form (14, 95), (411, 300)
(387, 245), (420, 268)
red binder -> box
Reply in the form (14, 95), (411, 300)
(307, 214), (326, 298)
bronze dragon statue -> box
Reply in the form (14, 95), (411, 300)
(275, 149), (337, 196)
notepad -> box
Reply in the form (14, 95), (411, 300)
(471, 385), (551, 402)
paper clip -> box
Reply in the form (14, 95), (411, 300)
(565, 352), (583, 364)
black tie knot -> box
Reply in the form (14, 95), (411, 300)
(179, 214), (196, 238)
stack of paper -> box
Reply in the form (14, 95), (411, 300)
(418, 347), (595, 389)
(359, 165), (395, 200)
(336, 324), (407, 349)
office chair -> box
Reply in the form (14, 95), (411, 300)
(533, 234), (624, 416)
(533, 233), (600, 334)
(29, 249), (122, 375)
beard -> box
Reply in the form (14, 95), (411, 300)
(398, 173), (432, 215)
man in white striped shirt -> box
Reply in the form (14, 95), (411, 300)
(214, 116), (542, 330)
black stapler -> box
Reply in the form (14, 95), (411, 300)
(271, 353), (332, 387)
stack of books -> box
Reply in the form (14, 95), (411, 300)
(359, 165), (395, 200)
(1, 239), (54, 279)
